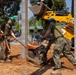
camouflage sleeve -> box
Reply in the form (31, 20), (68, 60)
(4, 24), (11, 36)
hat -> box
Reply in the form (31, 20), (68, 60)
(48, 18), (56, 23)
(9, 16), (15, 22)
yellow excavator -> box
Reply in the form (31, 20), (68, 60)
(29, 2), (74, 44)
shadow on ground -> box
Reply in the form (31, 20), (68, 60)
(31, 57), (73, 75)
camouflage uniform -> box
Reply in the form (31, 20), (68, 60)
(48, 24), (76, 69)
(53, 37), (76, 69)
(4, 23), (12, 59)
(4, 23), (12, 36)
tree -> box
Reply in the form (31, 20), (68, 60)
(51, 0), (66, 11)
(30, 0), (38, 5)
(30, 0), (66, 11)
(30, 0), (53, 8)
(15, 22), (21, 32)
(29, 16), (38, 33)
(29, 16), (46, 33)
(0, 0), (21, 23)
(34, 24), (38, 33)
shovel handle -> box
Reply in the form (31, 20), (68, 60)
(14, 38), (27, 48)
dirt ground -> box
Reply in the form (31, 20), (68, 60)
(0, 44), (76, 75)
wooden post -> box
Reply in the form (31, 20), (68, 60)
(21, 0), (28, 58)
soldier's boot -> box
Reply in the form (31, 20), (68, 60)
(5, 55), (11, 62)
(6, 58), (11, 62)
(53, 62), (64, 71)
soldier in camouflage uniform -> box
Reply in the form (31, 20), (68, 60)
(1, 16), (17, 62)
(41, 18), (76, 70)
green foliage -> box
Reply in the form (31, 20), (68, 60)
(30, 0), (66, 11)
(0, 18), (5, 24)
(29, 16), (46, 33)
(47, 0), (53, 9)
(34, 24), (38, 33)
(30, 0), (38, 5)
(15, 22), (21, 32)
(29, 16), (38, 33)
(0, 0), (21, 23)
(29, 16), (37, 26)
(51, 0), (66, 11)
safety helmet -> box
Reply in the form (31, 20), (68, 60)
(9, 16), (15, 22)
(48, 18), (56, 23)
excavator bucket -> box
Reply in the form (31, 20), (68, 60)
(29, 2), (51, 16)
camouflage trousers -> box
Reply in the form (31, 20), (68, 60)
(53, 36), (76, 69)
(0, 37), (10, 59)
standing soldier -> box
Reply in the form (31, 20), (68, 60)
(0, 16), (17, 62)
(41, 18), (76, 73)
